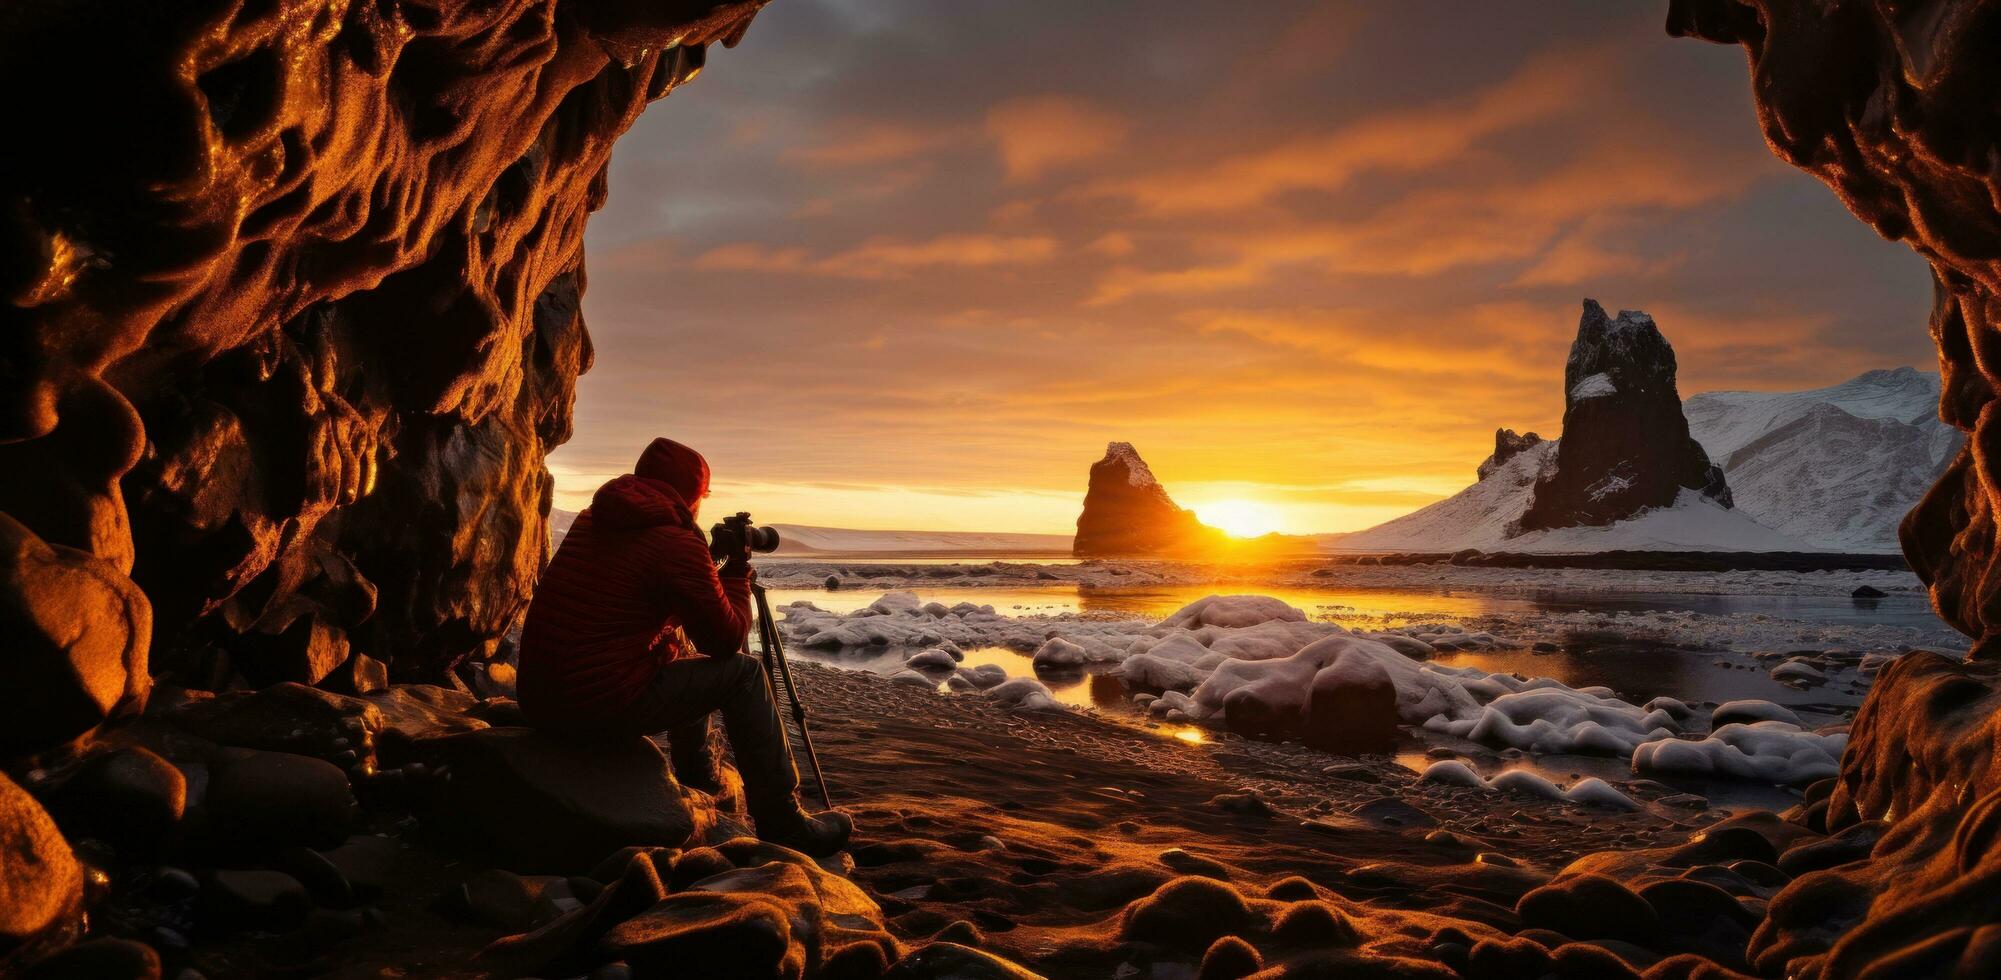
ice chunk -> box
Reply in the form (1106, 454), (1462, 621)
(1710, 699), (1802, 728)
(904, 648), (961, 670)
(1770, 660), (1828, 686)
(1159, 595), (1307, 629)
(1427, 686), (1675, 756)
(987, 677), (1059, 711)
(1631, 721), (1845, 785)
(1420, 761), (1637, 810)
(887, 669), (938, 688)
(1031, 637), (1089, 668)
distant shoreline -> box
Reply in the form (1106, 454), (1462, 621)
(765, 549), (1911, 573)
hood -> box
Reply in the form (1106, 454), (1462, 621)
(589, 474), (694, 531)
(634, 438), (710, 507)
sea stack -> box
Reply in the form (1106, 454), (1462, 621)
(1072, 443), (1225, 557)
(1516, 300), (1731, 531)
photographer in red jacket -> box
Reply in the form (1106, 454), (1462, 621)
(518, 437), (851, 855)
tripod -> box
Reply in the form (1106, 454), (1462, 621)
(747, 582), (833, 811)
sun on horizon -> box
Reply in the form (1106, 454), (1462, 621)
(1192, 498), (1286, 538)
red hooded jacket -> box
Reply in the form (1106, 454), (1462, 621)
(518, 439), (752, 731)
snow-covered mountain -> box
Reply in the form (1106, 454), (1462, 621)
(1339, 366), (1956, 555)
(1683, 367), (1960, 552)
(1334, 440), (1810, 553)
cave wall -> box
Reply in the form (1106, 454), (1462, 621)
(1671, 2), (2001, 976)
(0, 0), (769, 747)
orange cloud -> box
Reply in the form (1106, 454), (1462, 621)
(985, 95), (1130, 182)
(694, 234), (1060, 279)
(1084, 49), (1607, 214)
(790, 119), (964, 166)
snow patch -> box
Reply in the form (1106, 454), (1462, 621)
(1569, 372), (1618, 400)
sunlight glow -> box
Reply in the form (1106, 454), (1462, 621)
(1193, 498), (1284, 538)
(1170, 726), (1208, 745)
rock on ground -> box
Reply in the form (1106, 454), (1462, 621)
(418, 727), (710, 874)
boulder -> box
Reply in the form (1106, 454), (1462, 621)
(156, 682), (381, 769)
(1302, 651), (1399, 753)
(198, 869), (313, 934)
(22, 937), (161, 980)
(0, 512), (151, 756)
(420, 727), (707, 874)
(43, 746), (186, 858)
(481, 839), (896, 978)
(201, 748), (357, 855)
(0, 772), (83, 959)
(1516, 873), (1660, 946)
(1119, 876), (1256, 952)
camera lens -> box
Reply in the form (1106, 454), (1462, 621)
(748, 525), (781, 553)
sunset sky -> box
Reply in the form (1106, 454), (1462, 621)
(546, 0), (1935, 535)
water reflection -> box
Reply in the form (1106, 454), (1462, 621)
(766, 582), (1527, 625)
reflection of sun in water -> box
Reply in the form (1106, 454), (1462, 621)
(1171, 726), (1208, 745)
(1194, 499), (1283, 538)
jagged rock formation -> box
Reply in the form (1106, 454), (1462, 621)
(1517, 300), (1732, 531)
(1477, 429), (1544, 481)
(0, 0), (769, 721)
(1072, 443), (1228, 557)
(1671, 2), (2001, 977)
(1341, 304), (1792, 554)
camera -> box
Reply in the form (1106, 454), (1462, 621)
(709, 511), (781, 563)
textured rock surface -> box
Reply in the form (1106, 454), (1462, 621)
(1073, 443), (1228, 557)
(1672, 2), (2001, 977)
(1477, 428), (1544, 482)
(0, 513), (151, 756)
(1517, 301), (1731, 531)
(0, 772), (84, 965)
(0, 0), (768, 697)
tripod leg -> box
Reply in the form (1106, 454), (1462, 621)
(754, 585), (833, 811)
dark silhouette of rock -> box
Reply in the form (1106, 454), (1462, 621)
(1517, 301), (1731, 532)
(1850, 585), (1886, 600)
(1478, 429), (1544, 481)
(0, 0), (771, 704)
(417, 727), (707, 874)
(21, 937), (161, 980)
(1672, 4), (2001, 977)
(42, 747), (186, 859)
(1073, 443), (1228, 557)
(201, 748), (357, 855)
(1517, 873), (1661, 946)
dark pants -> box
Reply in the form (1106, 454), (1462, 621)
(630, 653), (800, 816)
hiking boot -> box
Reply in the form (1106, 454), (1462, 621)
(667, 722), (725, 795)
(754, 806), (854, 857)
